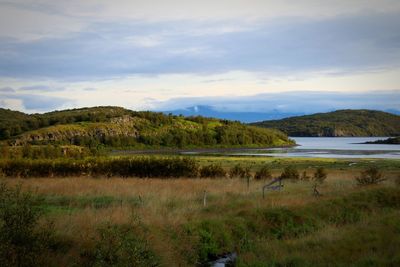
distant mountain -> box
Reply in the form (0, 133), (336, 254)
(0, 106), (293, 148)
(163, 105), (304, 123)
(384, 109), (400, 115)
(251, 109), (400, 137)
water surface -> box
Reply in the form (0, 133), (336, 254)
(181, 137), (400, 159)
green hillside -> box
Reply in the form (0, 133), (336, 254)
(0, 107), (293, 149)
(251, 109), (400, 137)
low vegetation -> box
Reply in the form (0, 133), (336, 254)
(254, 166), (272, 180)
(355, 166), (386, 186)
(200, 164), (227, 178)
(1, 166), (399, 266)
(313, 167), (327, 183)
(280, 166), (300, 180)
(0, 183), (57, 267)
(0, 157), (200, 178)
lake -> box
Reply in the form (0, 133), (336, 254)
(181, 137), (400, 159)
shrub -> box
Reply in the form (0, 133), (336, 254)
(200, 164), (226, 178)
(313, 167), (327, 183)
(229, 164), (246, 178)
(242, 166), (252, 179)
(280, 166), (300, 180)
(0, 182), (56, 267)
(0, 157), (200, 178)
(301, 171), (310, 181)
(89, 223), (159, 267)
(395, 175), (400, 187)
(254, 166), (272, 180)
(355, 166), (385, 186)
(262, 208), (316, 239)
(186, 220), (233, 265)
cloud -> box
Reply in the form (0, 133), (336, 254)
(18, 85), (65, 92)
(0, 89), (73, 112)
(82, 87), (98, 91)
(3, 0), (400, 23)
(0, 87), (15, 93)
(154, 90), (400, 113)
(17, 94), (72, 111)
(0, 12), (399, 80)
(0, 2), (84, 40)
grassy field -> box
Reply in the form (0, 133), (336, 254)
(1, 156), (400, 266)
(193, 155), (400, 170)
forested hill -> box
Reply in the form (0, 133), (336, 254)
(251, 110), (400, 137)
(0, 107), (293, 148)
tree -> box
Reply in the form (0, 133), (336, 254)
(0, 129), (10, 140)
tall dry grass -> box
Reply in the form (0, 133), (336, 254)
(2, 167), (399, 266)
(4, 170), (366, 227)
(3, 169), (395, 239)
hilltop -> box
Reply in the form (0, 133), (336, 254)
(251, 109), (400, 137)
(0, 106), (293, 149)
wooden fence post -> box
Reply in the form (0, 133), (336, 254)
(262, 177), (283, 199)
(203, 190), (207, 207)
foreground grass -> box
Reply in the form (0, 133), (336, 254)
(238, 210), (400, 266)
(2, 160), (400, 266)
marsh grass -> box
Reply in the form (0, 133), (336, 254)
(237, 210), (400, 266)
(2, 163), (400, 266)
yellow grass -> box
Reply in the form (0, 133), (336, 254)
(4, 170), (365, 227)
(2, 166), (399, 266)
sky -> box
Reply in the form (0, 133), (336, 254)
(0, 0), (399, 114)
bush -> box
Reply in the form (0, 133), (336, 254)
(89, 223), (159, 267)
(313, 167), (327, 183)
(185, 220), (234, 265)
(229, 164), (246, 178)
(0, 182), (56, 267)
(280, 166), (300, 180)
(254, 166), (272, 180)
(262, 208), (316, 239)
(200, 164), (226, 178)
(0, 157), (199, 178)
(395, 175), (400, 187)
(355, 166), (385, 186)
(301, 171), (310, 181)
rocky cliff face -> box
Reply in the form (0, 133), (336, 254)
(12, 117), (140, 145)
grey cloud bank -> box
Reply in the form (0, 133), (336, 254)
(0, 88), (72, 112)
(0, 12), (400, 80)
